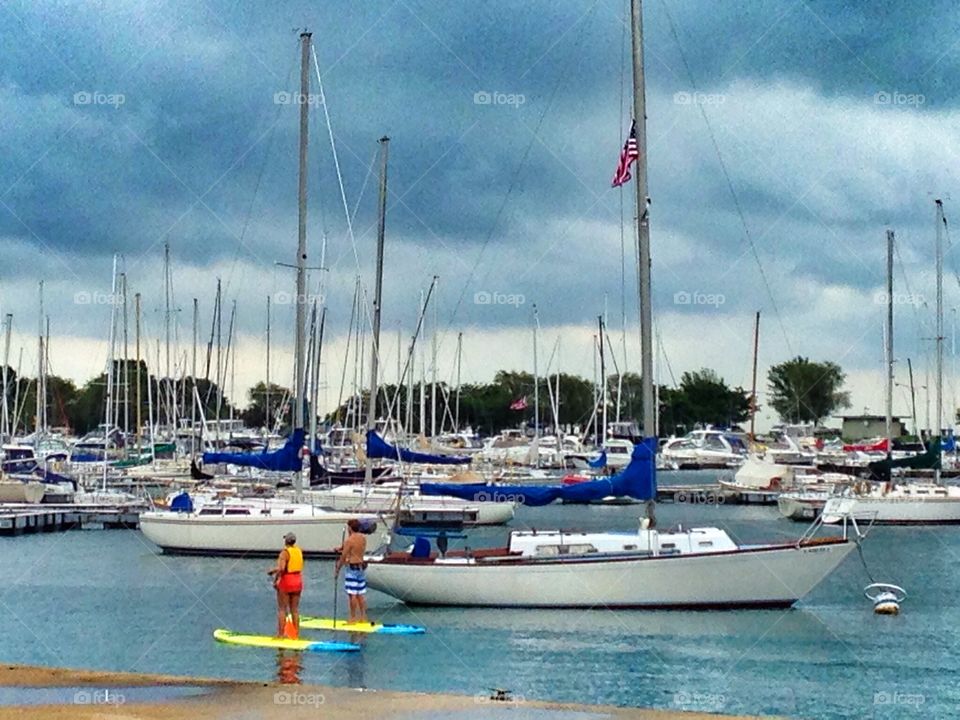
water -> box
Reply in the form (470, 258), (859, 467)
(0, 470), (957, 719)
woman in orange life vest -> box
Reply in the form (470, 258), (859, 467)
(268, 532), (304, 638)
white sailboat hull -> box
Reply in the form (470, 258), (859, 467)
(824, 494), (960, 525)
(366, 539), (854, 608)
(140, 510), (386, 557)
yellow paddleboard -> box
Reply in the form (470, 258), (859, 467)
(213, 628), (360, 651)
(300, 616), (425, 635)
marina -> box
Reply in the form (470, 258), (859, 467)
(1, 0), (957, 718)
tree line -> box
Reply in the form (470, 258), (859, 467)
(9, 355), (852, 437)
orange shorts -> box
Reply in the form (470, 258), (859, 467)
(277, 572), (303, 594)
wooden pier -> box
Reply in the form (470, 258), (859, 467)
(0, 503), (144, 536)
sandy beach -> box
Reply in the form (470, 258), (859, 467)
(0, 665), (775, 719)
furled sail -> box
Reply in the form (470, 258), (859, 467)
(588, 450), (608, 469)
(202, 429), (305, 472)
(421, 438), (657, 506)
(366, 431), (471, 466)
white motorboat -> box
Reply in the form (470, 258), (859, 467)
(660, 430), (746, 469)
(822, 482), (960, 525)
(366, 520), (856, 608)
(0, 479), (45, 503)
(140, 496), (385, 557)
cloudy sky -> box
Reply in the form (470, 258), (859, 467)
(2, 0), (960, 431)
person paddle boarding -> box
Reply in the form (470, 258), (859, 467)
(334, 519), (368, 624)
(268, 532), (303, 638)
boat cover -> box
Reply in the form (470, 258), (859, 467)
(366, 430), (470, 465)
(202, 429), (305, 471)
(421, 437), (657, 506)
(588, 450), (607, 469)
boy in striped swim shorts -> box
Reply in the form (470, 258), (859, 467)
(335, 519), (368, 624)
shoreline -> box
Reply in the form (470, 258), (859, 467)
(0, 664), (777, 719)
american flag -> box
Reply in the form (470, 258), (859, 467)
(509, 396), (528, 411)
(611, 120), (639, 187)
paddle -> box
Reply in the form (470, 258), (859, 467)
(333, 529), (345, 629)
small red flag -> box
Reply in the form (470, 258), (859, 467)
(509, 397), (528, 411)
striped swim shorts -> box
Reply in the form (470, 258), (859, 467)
(344, 566), (367, 596)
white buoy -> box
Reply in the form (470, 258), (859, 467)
(864, 583), (906, 615)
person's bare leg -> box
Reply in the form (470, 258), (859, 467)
(276, 589), (289, 637)
(289, 593), (301, 635)
(348, 594), (358, 622)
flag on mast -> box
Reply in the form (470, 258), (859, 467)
(611, 120), (639, 187)
(509, 397), (528, 411)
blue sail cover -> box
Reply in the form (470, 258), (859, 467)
(367, 431), (471, 465)
(588, 450), (607, 469)
(202, 429), (305, 471)
(421, 437), (657, 506)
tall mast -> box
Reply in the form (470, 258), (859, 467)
(749, 311), (760, 439)
(265, 295), (271, 432)
(103, 256), (119, 490)
(191, 298), (198, 456)
(430, 288), (438, 440)
(121, 273), (130, 441)
(36, 281), (43, 435)
(935, 200), (945, 483)
(885, 230), (894, 466)
(294, 31), (311, 449)
(455, 331), (462, 432)
(630, 0), (654, 438)
(364, 136), (390, 487)
(163, 242), (172, 433)
(533, 304), (540, 440)
(1, 313), (10, 440)
(599, 315), (607, 443)
(135, 293), (142, 451)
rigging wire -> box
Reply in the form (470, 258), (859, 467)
(658, 0), (793, 356)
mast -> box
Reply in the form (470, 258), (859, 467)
(533, 304), (540, 439)
(265, 295), (271, 432)
(430, 290), (438, 440)
(36, 281), (43, 435)
(749, 311), (760, 439)
(135, 293), (142, 451)
(907, 358), (918, 439)
(935, 200), (945, 483)
(1, 313), (10, 440)
(630, 0), (655, 438)
(163, 242), (172, 434)
(102, 256), (119, 490)
(289, 30), (313, 500)
(455, 331), (462, 432)
(599, 315), (607, 443)
(885, 230), (894, 467)
(364, 136), (390, 488)
(191, 298), (198, 456)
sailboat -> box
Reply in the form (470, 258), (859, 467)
(821, 216), (960, 525)
(140, 32), (383, 557)
(362, 0), (857, 609)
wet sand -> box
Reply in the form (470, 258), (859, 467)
(0, 665), (776, 719)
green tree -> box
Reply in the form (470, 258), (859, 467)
(658, 369), (750, 433)
(767, 356), (850, 425)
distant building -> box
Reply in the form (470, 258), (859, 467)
(838, 415), (905, 442)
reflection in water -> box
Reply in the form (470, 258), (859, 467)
(344, 635), (367, 689)
(276, 650), (303, 684)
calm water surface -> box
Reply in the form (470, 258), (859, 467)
(0, 470), (957, 719)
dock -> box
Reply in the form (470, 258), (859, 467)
(0, 502), (145, 536)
